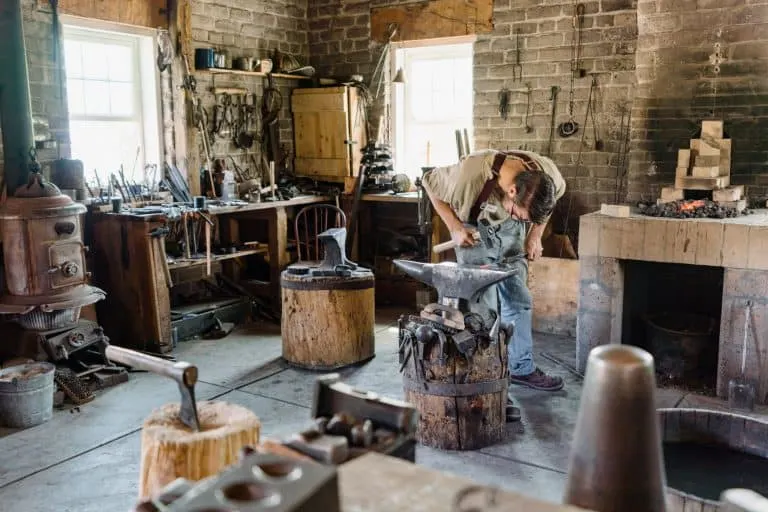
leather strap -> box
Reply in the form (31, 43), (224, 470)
(467, 151), (543, 225)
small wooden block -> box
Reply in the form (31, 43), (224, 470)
(719, 139), (732, 176)
(702, 120), (724, 139)
(675, 175), (730, 190)
(600, 204), (631, 217)
(713, 185), (744, 202)
(720, 199), (746, 211)
(691, 138), (720, 156)
(660, 187), (684, 202)
(693, 154), (720, 167)
(675, 166), (689, 178)
(677, 149), (691, 168)
(691, 166), (721, 178)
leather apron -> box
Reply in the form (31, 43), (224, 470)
(454, 152), (537, 327)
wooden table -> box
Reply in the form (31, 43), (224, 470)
(89, 195), (330, 352)
(338, 453), (591, 511)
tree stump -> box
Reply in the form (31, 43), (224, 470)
(400, 315), (508, 451)
(138, 401), (261, 499)
(281, 271), (375, 370)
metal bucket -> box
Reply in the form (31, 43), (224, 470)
(645, 312), (716, 385)
(0, 362), (55, 428)
(659, 408), (768, 511)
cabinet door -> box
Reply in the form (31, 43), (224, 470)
(292, 87), (353, 182)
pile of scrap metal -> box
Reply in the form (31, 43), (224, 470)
(132, 373), (418, 512)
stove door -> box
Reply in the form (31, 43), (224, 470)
(47, 240), (86, 289)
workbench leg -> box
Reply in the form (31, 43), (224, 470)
(220, 216), (242, 282)
(268, 207), (290, 305)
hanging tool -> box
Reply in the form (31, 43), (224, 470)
(571, 4), (587, 78)
(547, 86), (560, 157)
(512, 29), (523, 82)
(523, 83), (533, 133)
(498, 88), (511, 120)
(728, 301), (756, 412)
(587, 74), (605, 150)
(613, 103), (632, 203)
(181, 53), (215, 197)
(104, 345), (201, 431)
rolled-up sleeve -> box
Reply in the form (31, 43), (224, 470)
(422, 164), (458, 203)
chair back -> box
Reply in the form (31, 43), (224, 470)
(294, 204), (347, 261)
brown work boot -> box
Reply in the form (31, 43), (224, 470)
(509, 368), (564, 391)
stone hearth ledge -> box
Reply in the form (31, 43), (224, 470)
(577, 209), (768, 405)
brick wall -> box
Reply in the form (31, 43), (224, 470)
(0, 0), (71, 188)
(630, 0), (768, 203)
(307, 0), (768, 245)
(188, 0), (311, 181)
(309, 0), (639, 241)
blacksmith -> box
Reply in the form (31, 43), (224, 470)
(422, 149), (567, 421)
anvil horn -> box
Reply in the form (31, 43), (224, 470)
(393, 260), (515, 301)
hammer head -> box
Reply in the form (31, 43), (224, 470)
(176, 363), (201, 432)
(393, 260), (515, 302)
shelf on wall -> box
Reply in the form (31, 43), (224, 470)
(196, 68), (313, 80)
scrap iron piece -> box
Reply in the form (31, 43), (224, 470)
(393, 260), (515, 307)
(420, 302), (465, 330)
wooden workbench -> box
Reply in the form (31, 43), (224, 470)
(90, 195), (331, 352)
(338, 453), (590, 511)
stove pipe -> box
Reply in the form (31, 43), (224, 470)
(0, 0), (36, 195)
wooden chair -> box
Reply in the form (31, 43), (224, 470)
(294, 204), (347, 261)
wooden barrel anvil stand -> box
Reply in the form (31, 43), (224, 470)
(399, 315), (509, 451)
(281, 265), (375, 370)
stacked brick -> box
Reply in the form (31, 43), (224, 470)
(659, 120), (745, 210)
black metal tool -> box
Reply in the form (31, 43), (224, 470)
(523, 83), (533, 133)
(571, 4), (586, 78)
(286, 228), (371, 279)
(547, 86), (560, 157)
(512, 29), (523, 82)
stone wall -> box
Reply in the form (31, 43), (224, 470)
(308, 0), (768, 248)
(188, 0), (311, 182)
(631, 0), (768, 203)
(0, 0), (71, 189)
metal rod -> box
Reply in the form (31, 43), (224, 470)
(0, 0), (36, 194)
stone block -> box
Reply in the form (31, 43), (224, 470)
(713, 185), (744, 202)
(723, 268), (768, 299)
(702, 120), (724, 139)
(677, 148), (691, 168)
(661, 187), (684, 202)
(576, 311), (612, 372)
(579, 255), (599, 281)
(578, 215), (602, 256)
(747, 226), (768, 271)
(578, 280), (613, 313)
(691, 166), (720, 178)
(691, 138), (720, 156)
(722, 224), (750, 269)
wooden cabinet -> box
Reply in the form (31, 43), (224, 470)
(291, 86), (367, 183)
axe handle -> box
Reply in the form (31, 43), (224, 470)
(105, 345), (198, 387)
(432, 231), (481, 254)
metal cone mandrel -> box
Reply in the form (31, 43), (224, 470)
(563, 345), (667, 512)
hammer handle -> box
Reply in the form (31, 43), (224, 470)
(432, 231), (481, 254)
(105, 345), (198, 387)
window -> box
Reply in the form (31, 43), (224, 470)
(392, 39), (474, 178)
(63, 23), (161, 186)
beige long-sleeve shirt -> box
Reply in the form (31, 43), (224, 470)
(422, 149), (566, 225)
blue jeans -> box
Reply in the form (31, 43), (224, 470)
(456, 217), (535, 377)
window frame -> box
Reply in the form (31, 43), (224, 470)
(390, 35), (476, 176)
(60, 16), (163, 184)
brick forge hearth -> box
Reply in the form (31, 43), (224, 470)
(577, 210), (768, 405)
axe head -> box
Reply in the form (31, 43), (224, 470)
(393, 260), (515, 302)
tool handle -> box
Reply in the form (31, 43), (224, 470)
(432, 231), (481, 254)
(105, 345), (197, 387)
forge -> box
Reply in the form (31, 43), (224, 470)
(577, 210), (768, 404)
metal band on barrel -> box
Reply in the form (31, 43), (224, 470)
(402, 375), (507, 397)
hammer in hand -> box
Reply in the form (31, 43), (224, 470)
(105, 345), (201, 431)
(432, 219), (499, 255)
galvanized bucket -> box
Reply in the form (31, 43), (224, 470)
(0, 362), (55, 428)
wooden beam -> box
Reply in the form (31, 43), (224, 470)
(371, 0), (493, 43)
(43, 0), (168, 29)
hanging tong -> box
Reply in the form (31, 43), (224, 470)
(512, 29), (522, 82)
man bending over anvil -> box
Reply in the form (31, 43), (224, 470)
(422, 149), (566, 417)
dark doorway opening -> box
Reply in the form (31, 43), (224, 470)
(622, 261), (724, 394)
